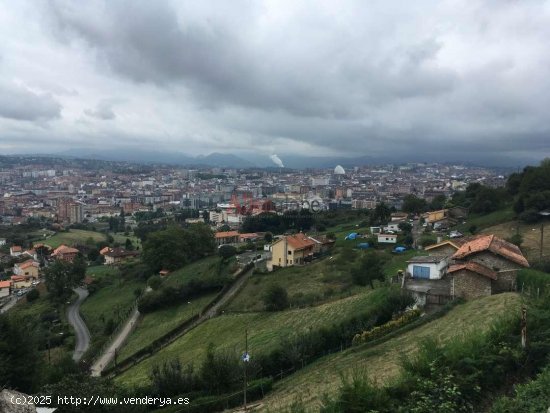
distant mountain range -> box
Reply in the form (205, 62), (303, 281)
(37, 148), (542, 169)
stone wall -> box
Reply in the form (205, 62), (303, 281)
(492, 269), (518, 294)
(452, 269), (492, 299)
(468, 251), (522, 272)
(427, 244), (456, 257)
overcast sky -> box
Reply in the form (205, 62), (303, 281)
(0, 0), (549, 163)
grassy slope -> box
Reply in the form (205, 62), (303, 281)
(117, 293), (217, 360)
(260, 293), (521, 412)
(80, 278), (144, 337)
(40, 229), (107, 248)
(115, 289), (382, 387)
(481, 220), (550, 261)
(456, 207), (515, 233)
(86, 265), (120, 279)
(163, 256), (233, 288)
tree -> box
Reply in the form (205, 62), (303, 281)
(0, 314), (41, 392)
(506, 234), (523, 248)
(150, 359), (199, 397)
(402, 195), (428, 214)
(398, 222), (413, 233)
(125, 238), (133, 250)
(352, 252), (386, 288)
(218, 245), (237, 261)
(142, 224), (215, 272)
(263, 284), (289, 311)
(264, 232), (273, 243)
(44, 257), (86, 303)
(147, 275), (162, 290)
(429, 194), (448, 211)
(371, 202), (391, 225)
(26, 288), (39, 302)
(200, 345), (240, 395)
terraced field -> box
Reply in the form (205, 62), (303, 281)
(115, 289), (385, 387)
(117, 293), (217, 360)
(258, 293), (521, 412)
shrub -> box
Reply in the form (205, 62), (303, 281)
(352, 309), (421, 345)
(26, 288), (39, 303)
(263, 284), (289, 311)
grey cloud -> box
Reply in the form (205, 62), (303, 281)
(0, 82), (61, 121)
(84, 100), (116, 120)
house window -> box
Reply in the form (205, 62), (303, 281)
(288, 250), (292, 255)
(413, 265), (430, 279)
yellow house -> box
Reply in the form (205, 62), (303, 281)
(13, 259), (40, 279)
(271, 234), (316, 268)
(425, 209), (448, 223)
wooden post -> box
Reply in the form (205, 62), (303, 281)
(521, 305), (527, 349)
(540, 222), (544, 263)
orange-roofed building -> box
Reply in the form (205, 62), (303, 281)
(52, 244), (80, 262)
(13, 259), (40, 279)
(0, 280), (11, 298)
(271, 233), (316, 268)
(215, 231), (240, 246)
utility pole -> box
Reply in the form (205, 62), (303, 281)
(540, 221), (544, 263)
(243, 328), (248, 412)
(521, 305), (527, 349)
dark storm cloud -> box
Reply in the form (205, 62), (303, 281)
(0, 82), (61, 121)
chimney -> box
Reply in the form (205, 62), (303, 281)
(437, 236), (442, 243)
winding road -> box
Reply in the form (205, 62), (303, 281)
(67, 287), (91, 362)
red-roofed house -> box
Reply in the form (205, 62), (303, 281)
(13, 259), (40, 279)
(10, 246), (22, 257)
(0, 280), (11, 298)
(52, 245), (80, 262)
(215, 231), (240, 246)
(271, 233), (316, 268)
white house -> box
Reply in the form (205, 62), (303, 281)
(385, 222), (402, 232)
(377, 233), (398, 244)
(0, 238), (6, 246)
(406, 256), (448, 280)
(9, 246), (22, 257)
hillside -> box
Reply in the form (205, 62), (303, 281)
(257, 293), (520, 412)
(115, 289), (384, 387)
(481, 220), (550, 261)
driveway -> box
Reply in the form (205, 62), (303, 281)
(67, 287), (91, 362)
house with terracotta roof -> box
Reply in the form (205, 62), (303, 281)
(0, 280), (11, 298)
(449, 234), (529, 299)
(11, 275), (32, 289)
(404, 234), (529, 303)
(13, 259), (40, 279)
(271, 233), (316, 268)
(215, 231), (240, 246)
(103, 247), (139, 265)
(51, 244), (80, 262)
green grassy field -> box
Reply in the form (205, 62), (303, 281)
(117, 293), (217, 360)
(163, 256), (235, 288)
(40, 229), (107, 248)
(259, 292), (521, 412)
(80, 279), (145, 337)
(456, 207), (515, 233)
(227, 256), (363, 312)
(481, 220), (550, 261)
(115, 289), (383, 387)
(86, 265), (120, 279)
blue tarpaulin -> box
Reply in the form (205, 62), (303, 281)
(393, 246), (407, 253)
(357, 243), (370, 249)
(345, 232), (358, 240)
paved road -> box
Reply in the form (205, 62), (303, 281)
(0, 296), (20, 314)
(67, 287), (90, 362)
(90, 306), (140, 376)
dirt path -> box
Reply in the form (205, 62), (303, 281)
(67, 287), (90, 362)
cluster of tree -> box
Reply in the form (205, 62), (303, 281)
(107, 209), (126, 233)
(44, 256), (87, 303)
(262, 284), (289, 311)
(241, 210), (316, 233)
(138, 274), (230, 313)
(141, 224), (215, 273)
(508, 158), (550, 222)
(351, 251), (387, 288)
(452, 182), (509, 214)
